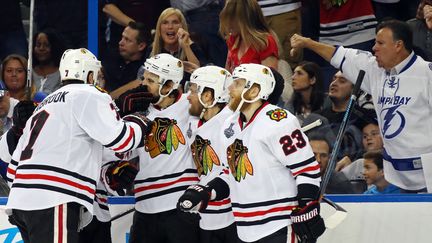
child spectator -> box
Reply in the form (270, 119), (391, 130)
(363, 150), (401, 194)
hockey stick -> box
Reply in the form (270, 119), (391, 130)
(319, 70), (366, 228)
(26, 0), (35, 100)
(110, 207), (135, 222)
(301, 119), (322, 133)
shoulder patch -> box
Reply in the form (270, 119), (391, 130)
(266, 108), (287, 122)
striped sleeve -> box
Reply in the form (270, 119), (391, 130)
(73, 91), (144, 153)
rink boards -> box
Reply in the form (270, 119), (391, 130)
(0, 194), (431, 243)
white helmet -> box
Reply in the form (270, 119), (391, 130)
(232, 63), (275, 102)
(190, 66), (232, 108)
(59, 48), (101, 84)
(144, 53), (184, 98)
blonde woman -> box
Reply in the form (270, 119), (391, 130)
(1, 54), (28, 101)
(149, 7), (205, 68)
(220, 0), (279, 72)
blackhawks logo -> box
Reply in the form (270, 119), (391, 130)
(227, 139), (253, 182)
(145, 118), (186, 158)
(191, 135), (220, 176)
(266, 108), (287, 122)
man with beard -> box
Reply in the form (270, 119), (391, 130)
(123, 53), (200, 243)
(178, 63), (325, 243)
(185, 66), (238, 243)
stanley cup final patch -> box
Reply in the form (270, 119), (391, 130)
(266, 108), (287, 122)
(224, 123), (235, 138)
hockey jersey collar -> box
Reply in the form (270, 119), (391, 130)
(238, 101), (269, 130)
(386, 51), (416, 76)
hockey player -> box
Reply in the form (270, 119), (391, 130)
(291, 19), (432, 192)
(178, 63), (326, 243)
(124, 53), (200, 243)
(186, 66), (237, 242)
(6, 48), (151, 243)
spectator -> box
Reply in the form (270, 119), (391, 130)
(34, 0), (88, 49)
(171, 0), (228, 67)
(309, 132), (359, 194)
(363, 150), (401, 194)
(107, 21), (150, 96)
(339, 116), (384, 181)
(316, 71), (364, 161)
(0, 0), (28, 61)
(32, 29), (65, 95)
(287, 61), (325, 122)
(149, 8), (205, 65)
(101, 0), (170, 91)
(319, 0), (376, 51)
(220, 0), (279, 72)
(291, 19), (432, 192)
(0, 81), (19, 135)
(318, 71), (365, 129)
(1, 54), (28, 101)
(258, 0), (302, 68)
(407, 0), (432, 61)
(146, 7), (206, 88)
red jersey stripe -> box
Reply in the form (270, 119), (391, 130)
(7, 168), (15, 175)
(292, 164), (320, 177)
(208, 198), (231, 206)
(15, 173), (95, 194)
(134, 176), (199, 193)
(114, 127), (135, 152)
(58, 204), (63, 243)
(233, 205), (295, 218)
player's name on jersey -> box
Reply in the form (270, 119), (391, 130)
(35, 91), (69, 112)
(377, 96), (412, 106)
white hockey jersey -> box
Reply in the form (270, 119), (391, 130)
(331, 47), (432, 190)
(221, 103), (320, 242)
(133, 94), (199, 213)
(190, 107), (235, 230)
(7, 84), (145, 213)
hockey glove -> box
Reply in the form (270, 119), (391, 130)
(291, 201), (326, 243)
(177, 184), (212, 213)
(104, 161), (138, 196)
(123, 112), (153, 147)
(116, 85), (155, 116)
(11, 101), (36, 136)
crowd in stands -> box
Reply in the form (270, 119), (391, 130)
(0, 0), (428, 195)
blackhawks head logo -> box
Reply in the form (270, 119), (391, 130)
(227, 139), (253, 182)
(145, 118), (186, 158)
(266, 108), (287, 122)
(191, 135), (220, 176)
